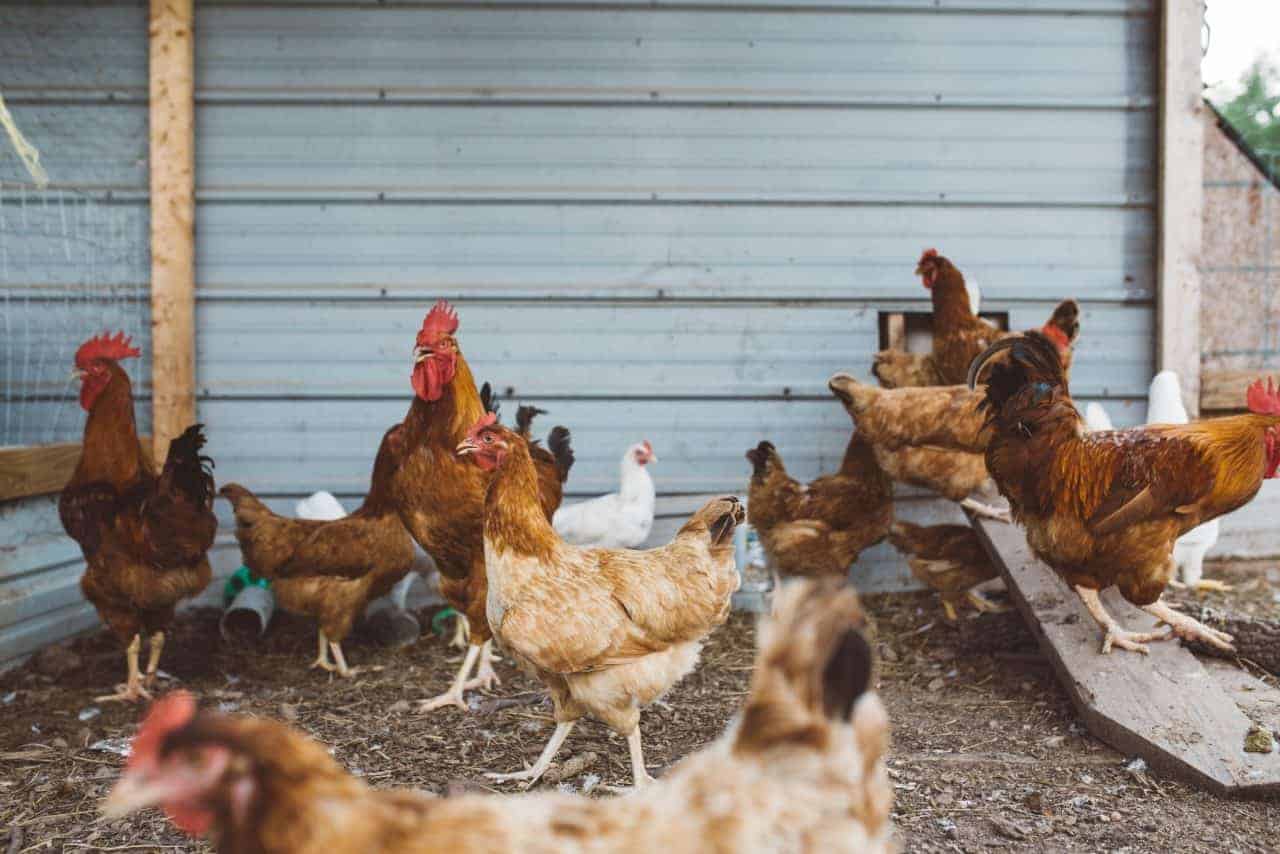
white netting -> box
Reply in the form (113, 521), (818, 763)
(1, 182), (150, 447)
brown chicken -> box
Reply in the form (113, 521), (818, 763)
(745, 433), (892, 580)
(968, 333), (1280, 654)
(887, 521), (1003, 620)
(872, 249), (1080, 388)
(218, 425), (416, 678)
(103, 579), (892, 854)
(59, 332), (216, 702)
(828, 374), (1006, 520)
(457, 413), (743, 787)
(387, 306), (567, 712)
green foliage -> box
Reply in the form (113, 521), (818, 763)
(1214, 58), (1280, 166)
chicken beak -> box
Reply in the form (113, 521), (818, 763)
(456, 439), (478, 457)
(646, 452), (658, 464)
(413, 346), (431, 365)
(102, 772), (169, 818)
(71, 367), (86, 382)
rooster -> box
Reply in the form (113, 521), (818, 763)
(553, 440), (657, 548)
(745, 433), (891, 580)
(103, 579), (892, 854)
(59, 332), (216, 702)
(218, 421), (416, 678)
(1086, 372), (1227, 593)
(458, 413), (743, 788)
(386, 305), (567, 712)
(967, 333), (1280, 654)
(872, 249), (1079, 389)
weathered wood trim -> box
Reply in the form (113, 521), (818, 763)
(1200, 369), (1279, 412)
(0, 439), (155, 503)
(149, 0), (197, 464)
(1156, 0), (1205, 415)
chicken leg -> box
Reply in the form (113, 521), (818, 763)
(627, 727), (655, 788)
(1143, 599), (1235, 652)
(417, 643), (481, 712)
(485, 720), (575, 788)
(470, 640), (502, 691)
(449, 612), (470, 650)
(143, 631), (165, 689)
(1075, 587), (1171, 655)
(310, 630), (334, 671)
(96, 634), (152, 703)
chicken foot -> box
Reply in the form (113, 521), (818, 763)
(96, 634), (152, 703)
(417, 643), (482, 712)
(470, 640), (502, 691)
(1075, 587), (1171, 655)
(485, 720), (575, 788)
(960, 498), (1012, 524)
(1143, 599), (1236, 652)
(1168, 578), (1235, 594)
(310, 630), (360, 678)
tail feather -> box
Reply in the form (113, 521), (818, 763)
(479, 382), (500, 418)
(546, 426), (574, 483)
(515, 404), (548, 438)
(160, 424), (215, 506)
(745, 440), (777, 479)
(218, 483), (272, 523)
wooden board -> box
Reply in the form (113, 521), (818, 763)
(0, 439), (156, 502)
(1201, 370), (1279, 413)
(148, 0), (197, 464)
(971, 516), (1280, 798)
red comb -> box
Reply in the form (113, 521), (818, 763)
(466, 411), (499, 440)
(920, 248), (939, 262)
(641, 440), (653, 455)
(128, 691), (197, 770)
(420, 300), (460, 340)
(75, 331), (140, 368)
(1247, 377), (1280, 416)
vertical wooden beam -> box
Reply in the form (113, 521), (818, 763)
(1156, 0), (1205, 415)
(149, 0), (196, 463)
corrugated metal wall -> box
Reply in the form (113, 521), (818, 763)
(0, 0), (1159, 666)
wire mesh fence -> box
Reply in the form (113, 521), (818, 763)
(0, 182), (150, 447)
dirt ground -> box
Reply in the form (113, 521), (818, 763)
(1, 560), (1278, 853)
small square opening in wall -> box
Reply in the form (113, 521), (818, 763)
(877, 311), (1010, 352)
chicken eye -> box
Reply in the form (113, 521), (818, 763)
(483, 434), (494, 444)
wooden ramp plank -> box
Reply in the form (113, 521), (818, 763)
(971, 516), (1280, 799)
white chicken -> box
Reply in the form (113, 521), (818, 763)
(552, 440), (657, 548)
(1084, 372), (1225, 592)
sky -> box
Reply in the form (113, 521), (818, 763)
(1202, 0), (1280, 100)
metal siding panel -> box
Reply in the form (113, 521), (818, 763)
(183, 7), (1156, 107)
(193, 202), (1155, 301)
(196, 300), (1155, 399)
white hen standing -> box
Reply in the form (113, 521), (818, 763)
(552, 441), (657, 548)
(1085, 372), (1225, 592)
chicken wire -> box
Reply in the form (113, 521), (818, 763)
(0, 181), (150, 447)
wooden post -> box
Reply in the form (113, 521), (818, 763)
(1156, 0), (1205, 415)
(149, 0), (196, 464)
